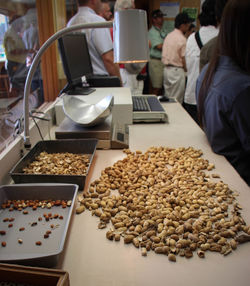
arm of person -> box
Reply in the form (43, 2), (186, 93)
(102, 50), (122, 86)
(11, 48), (34, 56)
(229, 86), (250, 184)
(180, 41), (187, 71)
(155, 43), (163, 51)
(231, 86), (250, 152)
(92, 23), (122, 85)
(161, 38), (167, 64)
(149, 30), (163, 51)
(200, 37), (217, 72)
(4, 34), (32, 56)
(200, 45), (209, 72)
(182, 56), (187, 72)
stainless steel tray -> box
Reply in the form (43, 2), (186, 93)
(0, 183), (78, 267)
(9, 139), (98, 190)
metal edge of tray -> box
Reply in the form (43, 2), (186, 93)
(0, 183), (78, 267)
(9, 139), (98, 189)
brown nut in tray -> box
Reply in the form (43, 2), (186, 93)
(22, 152), (90, 176)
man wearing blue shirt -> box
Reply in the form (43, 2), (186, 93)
(196, 55), (250, 185)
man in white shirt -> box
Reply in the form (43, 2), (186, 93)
(183, 0), (218, 123)
(99, 0), (112, 21)
(67, 0), (121, 82)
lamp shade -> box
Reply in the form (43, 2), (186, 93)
(113, 9), (149, 63)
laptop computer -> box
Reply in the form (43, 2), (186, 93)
(132, 95), (168, 123)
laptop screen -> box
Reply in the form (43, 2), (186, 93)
(58, 33), (93, 86)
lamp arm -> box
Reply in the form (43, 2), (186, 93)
(23, 21), (113, 148)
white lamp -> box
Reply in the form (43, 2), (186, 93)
(23, 9), (149, 148)
(113, 9), (149, 63)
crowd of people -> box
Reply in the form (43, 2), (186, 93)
(196, 0), (250, 185)
(0, 0), (218, 103)
(183, 0), (218, 123)
(3, 3), (42, 106)
(2, 0), (249, 185)
(95, 0), (250, 186)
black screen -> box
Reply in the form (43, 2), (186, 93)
(58, 33), (93, 86)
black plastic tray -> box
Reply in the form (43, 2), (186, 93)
(9, 139), (98, 190)
(0, 183), (78, 267)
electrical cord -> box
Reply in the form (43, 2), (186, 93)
(59, 83), (70, 96)
(29, 110), (52, 141)
(31, 116), (44, 140)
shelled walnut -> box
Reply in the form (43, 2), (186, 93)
(22, 152), (90, 175)
(80, 146), (250, 261)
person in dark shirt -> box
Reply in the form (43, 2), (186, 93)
(199, 0), (229, 71)
(196, 0), (250, 185)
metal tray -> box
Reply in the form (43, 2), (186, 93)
(0, 183), (78, 267)
(10, 139), (98, 190)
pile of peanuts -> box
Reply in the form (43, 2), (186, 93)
(23, 152), (90, 175)
(78, 146), (250, 261)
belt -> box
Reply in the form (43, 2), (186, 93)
(166, 64), (183, 68)
(150, 56), (161, 60)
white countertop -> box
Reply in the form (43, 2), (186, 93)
(58, 102), (250, 286)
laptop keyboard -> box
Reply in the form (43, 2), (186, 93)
(147, 96), (165, 111)
(132, 96), (150, 111)
(132, 96), (165, 112)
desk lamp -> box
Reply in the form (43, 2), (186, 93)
(23, 9), (148, 149)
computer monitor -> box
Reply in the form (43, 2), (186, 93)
(58, 32), (95, 95)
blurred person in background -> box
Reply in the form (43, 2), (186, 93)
(114, 0), (135, 10)
(22, 5), (39, 67)
(199, 0), (229, 71)
(183, 0), (218, 124)
(67, 0), (121, 81)
(161, 12), (193, 103)
(21, 5), (43, 104)
(185, 23), (196, 39)
(3, 16), (30, 97)
(196, 0), (250, 185)
(148, 9), (167, 98)
(99, 0), (112, 21)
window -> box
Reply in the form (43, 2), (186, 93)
(0, 14), (8, 60)
(0, 0), (80, 154)
(0, 2), (44, 153)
